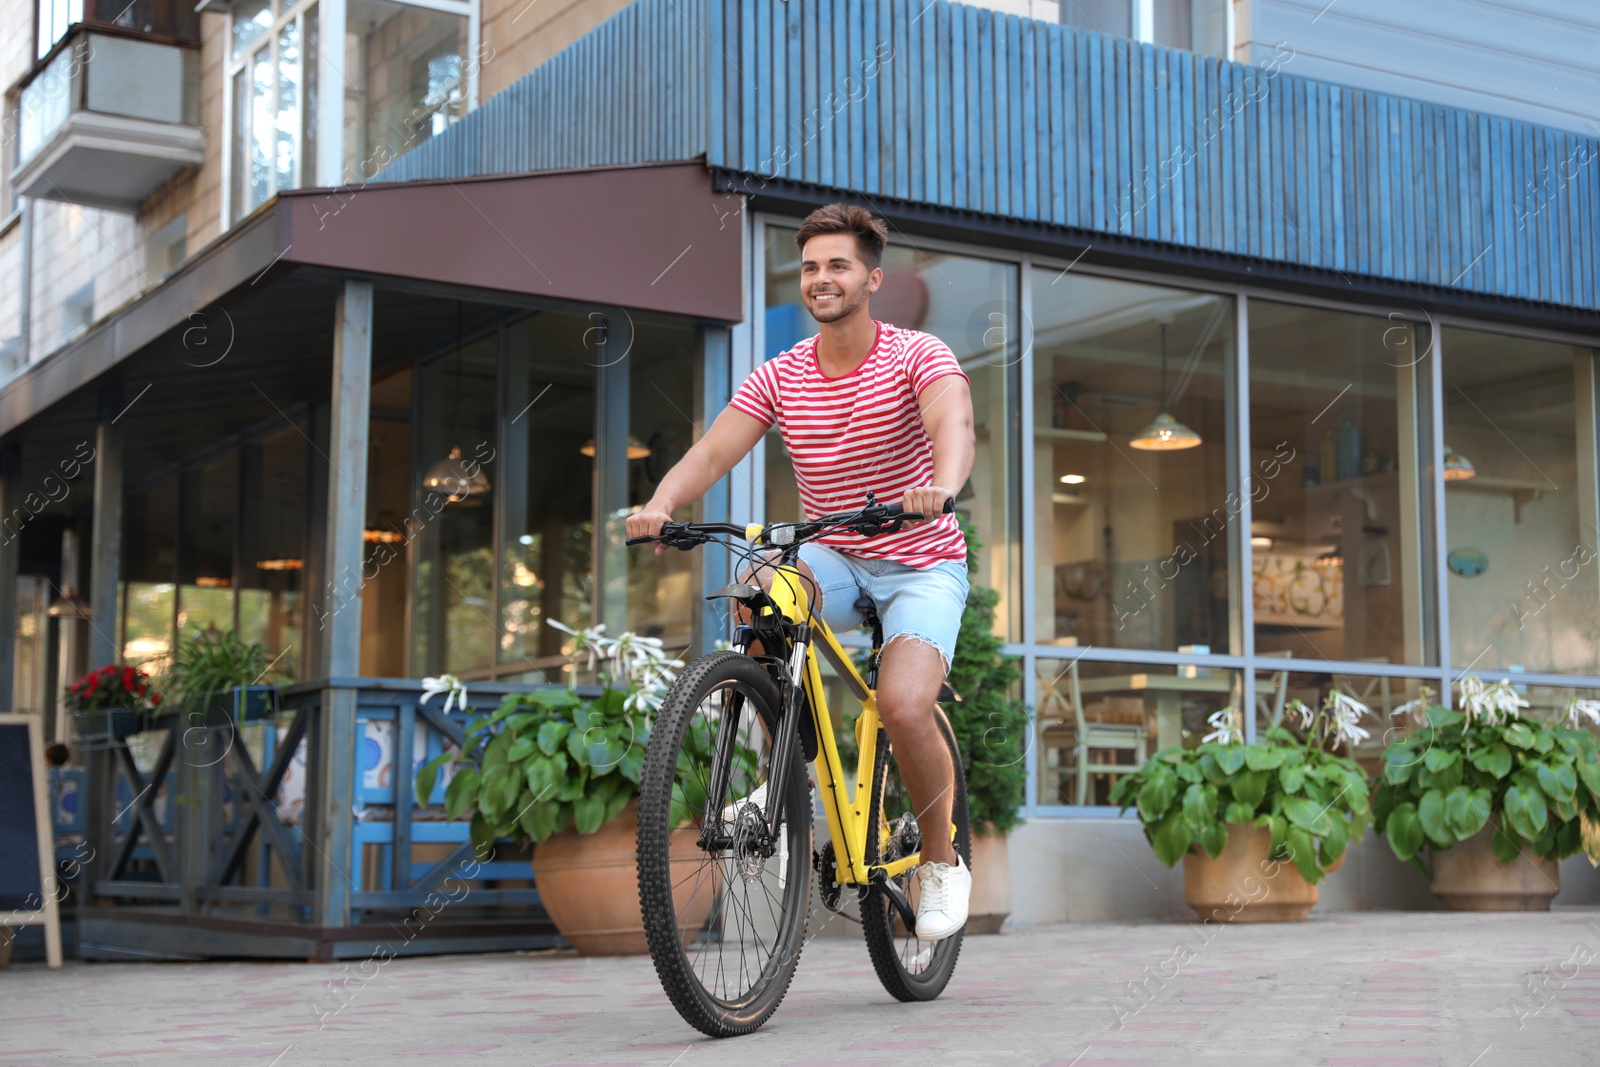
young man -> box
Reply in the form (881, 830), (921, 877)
(624, 203), (976, 940)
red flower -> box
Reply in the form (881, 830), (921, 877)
(151, 694), (162, 707)
(123, 666), (135, 690)
(86, 675), (98, 695)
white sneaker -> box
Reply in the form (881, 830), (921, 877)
(914, 856), (972, 941)
(722, 783), (787, 879)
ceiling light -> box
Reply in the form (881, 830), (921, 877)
(1250, 535), (1273, 549)
(422, 444), (492, 504)
(1443, 445), (1476, 481)
(1059, 474), (1086, 485)
(579, 437), (652, 459)
(1130, 411), (1203, 451)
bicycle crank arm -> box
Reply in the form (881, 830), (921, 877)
(869, 868), (919, 932)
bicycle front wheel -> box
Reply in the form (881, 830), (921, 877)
(861, 706), (971, 1001)
(637, 650), (813, 1038)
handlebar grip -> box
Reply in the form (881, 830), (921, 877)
(624, 536), (656, 546)
(942, 497), (956, 514)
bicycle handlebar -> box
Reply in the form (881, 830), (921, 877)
(625, 494), (956, 550)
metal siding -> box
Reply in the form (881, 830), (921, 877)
(377, 0), (1596, 313)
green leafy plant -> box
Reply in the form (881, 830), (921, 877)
(1373, 677), (1600, 869)
(1109, 694), (1374, 884)
(946, 516), (1029, 835)
(415, 620), (684, 858)
(160, 628), (278, 716)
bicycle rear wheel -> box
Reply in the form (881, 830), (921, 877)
(637, 651), (813, 1038)
(860, 706), (971, 1001)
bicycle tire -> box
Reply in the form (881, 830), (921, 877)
(637, 651), (813, 1038)
(860, 706), (971, 1002)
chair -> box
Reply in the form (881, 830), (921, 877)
(1256, 650), (1293, 727)
(1040, 661), (1148, 806)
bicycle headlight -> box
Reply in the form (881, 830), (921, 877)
(767, 526), (794, 546)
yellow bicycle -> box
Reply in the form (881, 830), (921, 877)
(629, 494), (970, 1037)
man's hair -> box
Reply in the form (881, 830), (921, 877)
(795, 203), (888, 269)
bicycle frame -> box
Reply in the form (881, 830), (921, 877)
(746, 546), (923, 888)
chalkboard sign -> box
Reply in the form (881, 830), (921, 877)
(0, 715), (62, 967)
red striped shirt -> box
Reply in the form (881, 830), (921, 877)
(729, 321), (968, 568)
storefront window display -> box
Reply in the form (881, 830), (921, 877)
(1031, 270), (1235, 654)
(1247, 301), (1433, 668)
(1035, 655), (1241, 806)
(1443, 329), (1599, 677)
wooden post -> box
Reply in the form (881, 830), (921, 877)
(89, 384), (123, 668)
(0, 445), (19, 708)
(312, 281), (372, 932)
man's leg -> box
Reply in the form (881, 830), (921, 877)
(875, 635), (958, 866)
(731, 553), (821, 654)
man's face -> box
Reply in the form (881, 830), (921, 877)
(800, 233), (881, 323)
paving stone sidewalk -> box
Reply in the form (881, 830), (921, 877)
(3, 911), (1599, 1066)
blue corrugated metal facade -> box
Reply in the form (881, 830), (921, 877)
(380, 0), (1599, 313)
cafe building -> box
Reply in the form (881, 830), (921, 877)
(3, 0), (1598, 954)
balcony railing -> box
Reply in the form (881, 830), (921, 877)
(11, 24), (202, 212)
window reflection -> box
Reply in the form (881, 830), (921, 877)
(763, 226), (1022, 639)
(627, 321), (700, 640)
(345, 0), (467, 183)
(1248, 301), (1431, 665)
(239, 424), (306, 682)
(121, 479), (177, 671)
(499, 313), (596, 666)
(176, 455), (237, 641)
(1444, 330), (1599, 675)
(1036, 656), (1241, 805)
(1032, 270), (1234, 652)
(362, 367), (413, 678)
(413, 332), (498, 675)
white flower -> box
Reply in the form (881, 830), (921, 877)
(1202, 707), (1242, 746)
(1319, 689), (1372, 748)
(420, 673), (468, 714)
(1456, 675), (1529, 726)
(548, 619), (616, 674)
(1390, 685), (1434, 722)
(1564, 697), (1600, 730)
(1286, 699), (1314, 730)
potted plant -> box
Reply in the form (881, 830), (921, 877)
(63, 663), (162, 742)
(1373, 677), (1600, 911)
(160, 628), (281, 726)
(945, 517), (1029, 933)
(1110, 693), (1374, 922)
(415, 621), (701, 955)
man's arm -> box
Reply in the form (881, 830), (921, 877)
(625, 407), (770, 547)
(902, 374), (976, 520)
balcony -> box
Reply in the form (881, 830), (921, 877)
(11, 25), (203, 213)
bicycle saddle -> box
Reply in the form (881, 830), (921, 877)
(853, 594), (961, 703)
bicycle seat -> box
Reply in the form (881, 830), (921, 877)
(854, 594), (961, 703)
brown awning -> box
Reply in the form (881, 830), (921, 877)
(0, 161), (742, 438)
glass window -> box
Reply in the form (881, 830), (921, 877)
(762, 226), (1023, 639)
(627, 320), (701, 640)
(364, 367), (413, 677)
(37, 0), (83, 60)
(499, 312), (597, 666)
(121, 479), (177, 671)
(1036, 656), (1241, 806)
(1248, 301), (1433, 666)
(177, 455), (237, 641)
(1060, 0), (1132, 39)
(1443, 330), (1599, 676)
(1255, 666), (1429, 774)
(344, 0), (467, 184)
(239, 425), (307, 682)
(1031, 269), (1235, 653)
(1152, 0), (1228, 59)
(412, 330), (498, 676)
(229, 0), (312, 223)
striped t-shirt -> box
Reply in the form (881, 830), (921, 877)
(729, 321), (968, 568)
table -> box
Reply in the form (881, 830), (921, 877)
(1073, 674), (1234, 751)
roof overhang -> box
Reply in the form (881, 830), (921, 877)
(0, 161), (741, 437)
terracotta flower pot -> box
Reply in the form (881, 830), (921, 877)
(966, 830), (1011, 934)
(1429, 819), (1559, 911)
(1182, 823), (1318, 923)
(531, 799), (719, 955)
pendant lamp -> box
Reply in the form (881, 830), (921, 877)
(1130, 322), (1202, 451)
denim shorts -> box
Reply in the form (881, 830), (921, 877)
(794, 543), (970, 675)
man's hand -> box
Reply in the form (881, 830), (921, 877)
(626, 502), (675, 555)
(901, 485), (954, 524)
